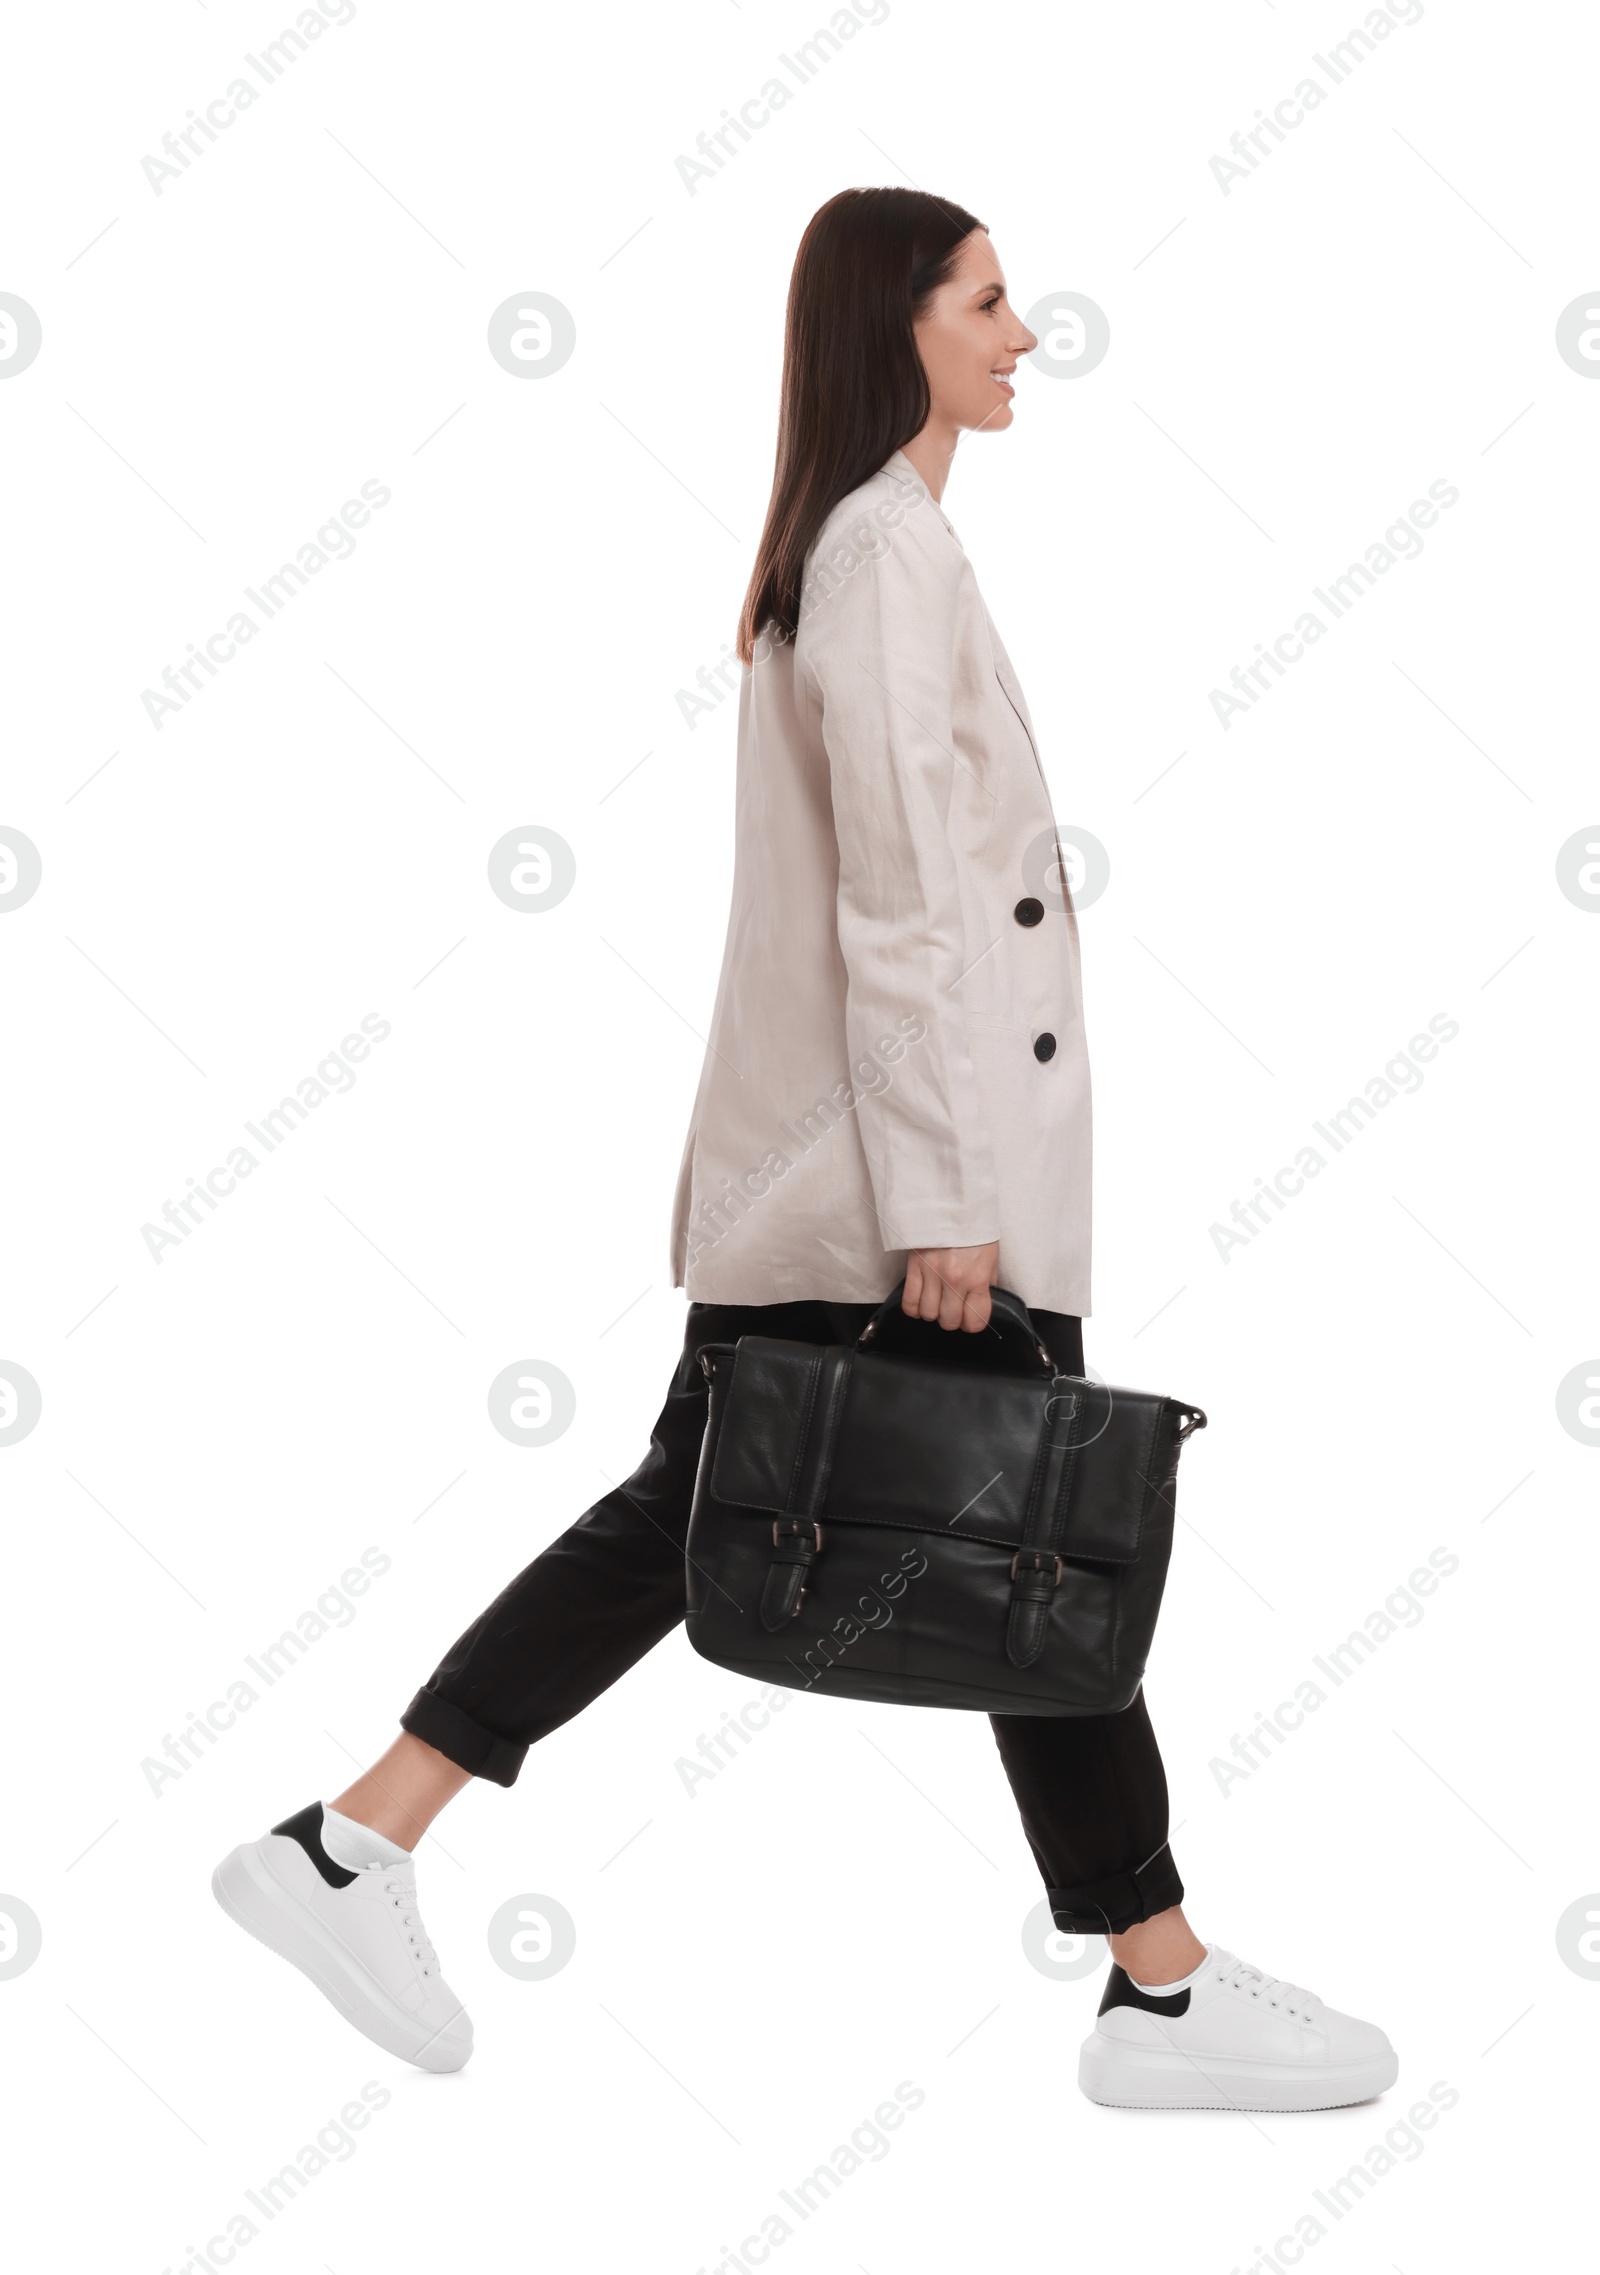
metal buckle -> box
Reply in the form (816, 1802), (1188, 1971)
(772, 1519), (823, 1551)
(1010, 1548), (1064, 1585)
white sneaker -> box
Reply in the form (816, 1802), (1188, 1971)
(1079, 1942), (1396, 2112)
(212, 1802), (472, 2073)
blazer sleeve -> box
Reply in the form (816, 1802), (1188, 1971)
(799, 514), (1001, 1254)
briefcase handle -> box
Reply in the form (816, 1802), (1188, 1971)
(855, 1279), (1058, 1377)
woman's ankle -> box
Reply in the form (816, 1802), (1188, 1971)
(1106, 1905), (1207, 1986)
(330, 1732), (473, 1850)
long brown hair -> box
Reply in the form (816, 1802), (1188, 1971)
(736, 187), (983, 666)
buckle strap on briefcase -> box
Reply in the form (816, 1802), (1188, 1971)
(1005, 1379), (1084, 1668)
(755, 1346), (852, 1630)
(759, 1518), (824, 1628)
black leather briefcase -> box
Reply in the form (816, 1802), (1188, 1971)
(684, 1284), (1206, 1714)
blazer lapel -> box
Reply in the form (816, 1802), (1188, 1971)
(986, 615), (1048, 789)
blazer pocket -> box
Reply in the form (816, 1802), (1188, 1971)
(961, 1005), (1028, 1037)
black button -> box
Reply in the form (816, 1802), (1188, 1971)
(1014, 897), (1044, 927)
(1033, 1032), (1057, 1062)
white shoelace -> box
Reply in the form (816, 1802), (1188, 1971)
(380, 1867), (442, 1981)
(1214, 1949), (1318, 2021)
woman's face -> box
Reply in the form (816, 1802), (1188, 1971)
(913, 230), (1037, 437)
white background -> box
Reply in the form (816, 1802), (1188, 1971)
(1, 0), (1593, 2268)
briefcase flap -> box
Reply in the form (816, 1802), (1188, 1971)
(706, 1338), (1178, 1564)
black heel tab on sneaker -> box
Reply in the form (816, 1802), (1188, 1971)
(271, 1801), (357, 1888)
(1098, 1963), (1191, 2018)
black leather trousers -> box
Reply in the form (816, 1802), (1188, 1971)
(402, 1299), (1185, 1936)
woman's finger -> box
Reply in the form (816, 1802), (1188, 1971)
(901, 1254), (923, 1316)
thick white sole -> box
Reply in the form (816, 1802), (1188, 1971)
(212, 1841), (472, 2074)
(1078, 2031), (1397, 2112)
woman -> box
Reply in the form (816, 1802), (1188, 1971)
(214, 188), (1395, 2113)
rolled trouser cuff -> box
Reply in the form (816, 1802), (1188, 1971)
(400, 1688), (527, 1788)
(1047, 1842), (1184, 1937)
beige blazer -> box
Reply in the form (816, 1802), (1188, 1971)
(669, 447), (1092, 1317)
